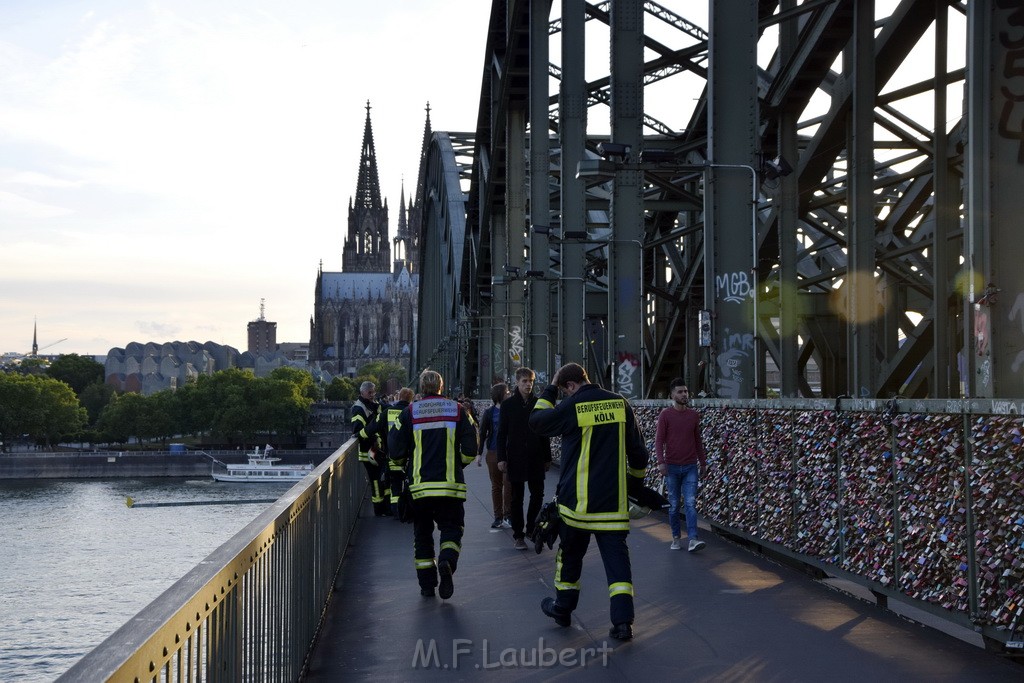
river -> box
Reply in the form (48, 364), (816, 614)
(0, 477), (294, 682)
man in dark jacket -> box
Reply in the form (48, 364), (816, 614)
(529, 362), (649, 641)
(351, 380), (390, 516)
(389, 370), (477, 599)
(497, 367), (552, 550)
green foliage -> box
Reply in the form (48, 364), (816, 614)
(12, 357), (49, 376)
(0, 372), (87, 446)
(79, 382), (117, 425)
(268, 366), (319, 400)
(325, 376), (357, 401)
(46, 354), (104, 395)
(355, 361), (407, 387)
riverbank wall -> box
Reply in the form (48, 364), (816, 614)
(0, 450), (334, 480)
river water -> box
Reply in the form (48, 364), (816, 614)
(0, 477), (294, 681)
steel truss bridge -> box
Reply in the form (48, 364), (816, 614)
(414, 0), (1024, 401)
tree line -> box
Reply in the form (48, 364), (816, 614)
(0, 354), (407, 450)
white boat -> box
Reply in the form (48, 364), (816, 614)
(211, 447), (313, 483)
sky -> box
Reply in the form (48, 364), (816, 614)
(0, 1), (950, 359)
(0, 0), (493, 357)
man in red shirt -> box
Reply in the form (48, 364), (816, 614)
(655, 378), (707, 551)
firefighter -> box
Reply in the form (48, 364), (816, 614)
(367, 386), (415, 517)
(351, 380), (390, 516)
(528, 362), (649, 641)
(389, 370), (477, 599)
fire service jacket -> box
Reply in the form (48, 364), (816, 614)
(528, 383), (649, 532)
(389, 395), (477, 500)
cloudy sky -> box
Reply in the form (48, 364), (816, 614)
(0, 0), (492, 356)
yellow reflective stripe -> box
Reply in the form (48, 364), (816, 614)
(576, 427), (591, 511)
(446, 428), (456, 482)
(415, 559), (436, 570)
(618, 423), (627, 513)
(535, 398), (555, 410)
(554, 548), (581, 591)
(559, 505), (630, 531)
(411, 430), (423, 485)
(352, 414), (367, 426)
(563, 517), (630, 532)
(608, 582), (633, 597)
(627, 466), (646, 478)
(440, 541), (461, 553)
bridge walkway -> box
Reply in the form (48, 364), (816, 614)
(303, 463), (1021, 681)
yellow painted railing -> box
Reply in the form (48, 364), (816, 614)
(60, 438), (363, 682)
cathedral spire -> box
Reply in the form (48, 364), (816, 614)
(32, 317), (38, 356)
(353, 100), (382, 210)
(343, 100), (390, 273)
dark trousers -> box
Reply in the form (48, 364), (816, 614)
(553, 524), (634, 627)
(510, 476), (545, 540)
(361, 459), (391, 515)
(388, 468), (406, 512)
(412, 496), (466, 590)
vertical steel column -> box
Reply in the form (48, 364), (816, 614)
(608, 0), (644, 399)
(559, 0), (587, 372)
(528, 0), (552, 382)
(778, 0), (800, 398)
(964, 1), (991, 398)
(507, 107), (528, 374)
(932, 2), (953, 397)
(492, 213), (510, 382)
(848, 0), (877, 398)
(707, 0), (758, 399)
(968, 1), (1024, 398)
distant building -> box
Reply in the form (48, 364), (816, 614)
(309, 101), (421, 376)
(247, 299), (277, 356)
(104, 339), (321, 395)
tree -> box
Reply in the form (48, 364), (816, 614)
(268, 366), (319, 401)
(79, 382), (117, 425)
(325, 376), (357, 401)
(0, 373), (87, 446)
(46, 354), (104, 396)
(356, 361), (408, 388)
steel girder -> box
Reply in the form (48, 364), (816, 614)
(440, 0), (1020, 400)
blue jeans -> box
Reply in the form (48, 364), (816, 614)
(664, 464), (699, 539)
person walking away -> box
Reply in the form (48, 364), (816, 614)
(529, 362), (649, 641)
(477, 382), (512, 529)
(497, 367), (552, 550)
(389, 369), (477, 599)
(656, 378), (708, 551)
(368, 386), (415, 517)
(351, 381), (390, 516)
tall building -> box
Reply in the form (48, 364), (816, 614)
(309, 102), (421, 376)
(247, 299), (277, 356)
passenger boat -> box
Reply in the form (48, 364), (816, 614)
(211, 447), (313, 483)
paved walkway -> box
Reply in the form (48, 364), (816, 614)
(303, 463), (1022, 682)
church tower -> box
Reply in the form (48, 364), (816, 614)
(342, 101), (391, 273)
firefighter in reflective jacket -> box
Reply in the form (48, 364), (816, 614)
(351, 380), (390, 516)
(528, 362), (649, 641)
(367, 386), (415, 516)
(389, 370), (477, 599)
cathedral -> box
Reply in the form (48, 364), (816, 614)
(309, 102), (421, 377)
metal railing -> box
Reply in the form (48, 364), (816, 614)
(60, 438), (364, 682)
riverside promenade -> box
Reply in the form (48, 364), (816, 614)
(302, 464), (1022, 682)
